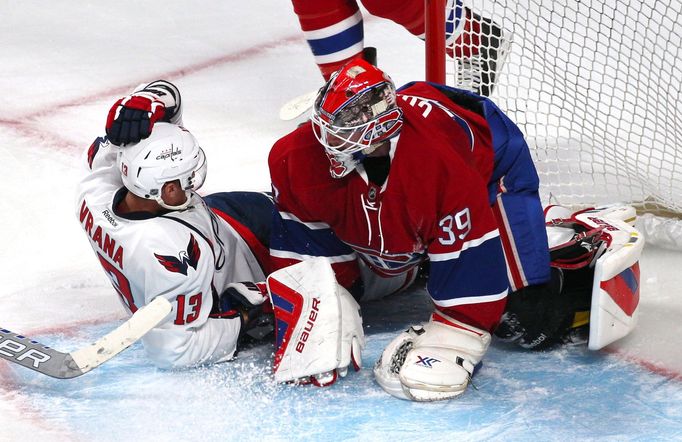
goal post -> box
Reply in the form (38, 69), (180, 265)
(425, 0), (447, 84)
(425, 0), (682, 250)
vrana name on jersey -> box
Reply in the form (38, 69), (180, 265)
(79, 200), (124, 268)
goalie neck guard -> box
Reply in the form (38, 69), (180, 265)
(311, 59), (403, 178)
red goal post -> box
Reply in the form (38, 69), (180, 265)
(424, 0), (682, 250)
(425, 0), (447, 84)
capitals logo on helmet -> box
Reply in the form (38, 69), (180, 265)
(311, 59), (403, 178)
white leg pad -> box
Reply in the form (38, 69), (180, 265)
(267, 258), (364, 384)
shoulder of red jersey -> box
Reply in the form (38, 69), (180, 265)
(269, 123), (317, 169)
(269, 123), (339, 200)
(395, 81), (494, 181)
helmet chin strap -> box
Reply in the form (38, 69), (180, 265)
(157, 190), (194, 211)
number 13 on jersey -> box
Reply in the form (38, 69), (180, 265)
(438, 208), (472, 246)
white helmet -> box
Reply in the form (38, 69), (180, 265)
(118, 122), (207, 210)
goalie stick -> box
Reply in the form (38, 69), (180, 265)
(278, 90), (317, 121)
(0, 296), (172, 379)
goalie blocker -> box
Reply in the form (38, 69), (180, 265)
(497, 204), (644, 351)
(266, 257), (365, 386)
(544, 204), (644, 350)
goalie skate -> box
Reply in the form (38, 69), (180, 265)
(449, 9), (511, 97)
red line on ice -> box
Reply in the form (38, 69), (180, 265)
(0, 33), (305, 151)
(605, 347), (682, 381)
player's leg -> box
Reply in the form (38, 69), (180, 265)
(362, 0), (509, 95)
(361, 0), (426, 37)
(292, 0), (365, 80)
(204, 191), (274, 274)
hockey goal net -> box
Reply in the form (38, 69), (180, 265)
(425, 0), (682, 249)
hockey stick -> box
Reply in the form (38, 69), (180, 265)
(278, 90), (317, 121)
(0, 296), (172, 379)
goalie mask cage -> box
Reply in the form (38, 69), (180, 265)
(425, 0), (682, 249)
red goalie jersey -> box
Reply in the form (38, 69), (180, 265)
(268, 82), (509, 332)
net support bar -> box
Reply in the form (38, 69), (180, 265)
(425, 0), (446, 83)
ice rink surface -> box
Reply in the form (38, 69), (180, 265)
(1, 2), (681, 440)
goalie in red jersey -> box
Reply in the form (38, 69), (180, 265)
(269, 59), (599, 401)
(270, 59), (645, 400)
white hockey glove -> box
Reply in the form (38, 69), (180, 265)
(105, 80), (182, 145)
(374, 313), (490, 401)
(266, 258), (364, 387)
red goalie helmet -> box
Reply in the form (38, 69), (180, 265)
(311, 59), (403, 178)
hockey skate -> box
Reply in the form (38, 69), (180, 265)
(449, 9), (511, 97)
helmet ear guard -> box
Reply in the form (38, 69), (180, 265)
(118, 122), (207, 210)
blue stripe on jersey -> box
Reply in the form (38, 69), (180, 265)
(307, 21), (364, 57)
(427, 235), (508, 302)
(270, 211), (354, 258)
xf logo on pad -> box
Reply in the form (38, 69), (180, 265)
(415, 356), (440, 368)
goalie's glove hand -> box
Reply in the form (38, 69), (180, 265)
(374, 314), (490, 402)
(494, 267), (573, 350)
(220, 282), (274, 341)
(105, 80), (182, 146)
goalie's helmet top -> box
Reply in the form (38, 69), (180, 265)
(118, 122), (207, 210)
(311, 59), (403, 178)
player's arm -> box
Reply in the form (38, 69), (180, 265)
(81, 80), (184, 178)
(269, 206), (361, 289)
(375, 171), (507, 401)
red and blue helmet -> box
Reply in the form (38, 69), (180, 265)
(311, 59), (403, 178)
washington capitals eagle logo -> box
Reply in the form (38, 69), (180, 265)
(154, 234), (201, 275)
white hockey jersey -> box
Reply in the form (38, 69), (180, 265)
(76, 136), (266, 369)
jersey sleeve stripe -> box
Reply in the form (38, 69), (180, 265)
(432, 289), (508, 308)
(427, 229), (500, 262)
(270, 225), (354, 257)
(492, 195), (528, 291)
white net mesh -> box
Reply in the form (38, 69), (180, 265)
(443, 0), (682, 248)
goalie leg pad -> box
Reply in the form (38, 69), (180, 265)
(267, 258), (365, 385)
(374, 317), (490, 401)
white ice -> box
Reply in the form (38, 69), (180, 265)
(1, 1), (681, 440)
